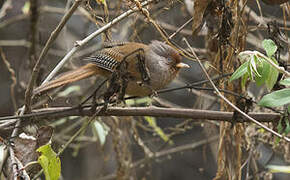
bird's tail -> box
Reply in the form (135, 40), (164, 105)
(33, 63), (99, 95)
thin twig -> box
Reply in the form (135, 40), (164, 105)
(8, 107), (26, 180)
(28, 0), (39, 69)
(0, 40), (31, 47)
(158, 20), (193, 37)
(132, 136), (219, 168)
(14, 156), (30, 180)
(0, 14), (27, 29)
(8, 147), (31, 180)
(57, 114), (95, 156)
(132, 121), (154, 158)
(255, 0), (264, 24)
(256, 51), (290, 77)
(0, 48), (17, 111)
(168, 17), (193, 40)
(182, 38), (290, 142)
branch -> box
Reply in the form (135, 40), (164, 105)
(28, 0), (39, 69)
(255, 50), (290, 77)
(13, 106), (282, 123)
(0, 48), (17, 111)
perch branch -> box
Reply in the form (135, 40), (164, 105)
(0, 106), (280, 124)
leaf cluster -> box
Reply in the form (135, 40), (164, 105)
(230, 39), (279, 92)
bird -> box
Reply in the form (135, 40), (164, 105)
(33, 40), (189, 97)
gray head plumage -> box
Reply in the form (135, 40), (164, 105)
(149, 41), (178, 59)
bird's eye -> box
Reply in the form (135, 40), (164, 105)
(167, 56), (174, 63)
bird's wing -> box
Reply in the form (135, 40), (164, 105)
(83, 52), (121, 72)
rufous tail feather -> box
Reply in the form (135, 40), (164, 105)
(33, 64), (99, 95)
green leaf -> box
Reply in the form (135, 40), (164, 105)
(265, 59), (279, 91)
(229, 61), (249, 82)
(248, 62), (254, 81)
(22, 2), (30, 14)
(255, 62), (270, 87)
(280, 78), (290, 86)
(275, 117), (283, 144)
(249, 56), (279, 90)
(267, 165), (290, 173)
(145, 116), (173, 145)
(277, 118), (284, 134)
(276, 116), (290, 141)
(57, 85), (81, 97)
(285, 118), (290, 135)
(241, 73), (248, 90)
(262, 39), (277, 57)
(37, 144), (61, 180)
(92, 121), (110, 146)
(125, 97), (153, 106)
(250, 55), (261, 77)
(259, 88), (290, 107)
(97, 0), (107, 5)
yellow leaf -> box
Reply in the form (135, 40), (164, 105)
(37, 144), (61, 180)
(145, 116), (173, 145)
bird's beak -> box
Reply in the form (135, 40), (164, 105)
(176, 62), (190, 68)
